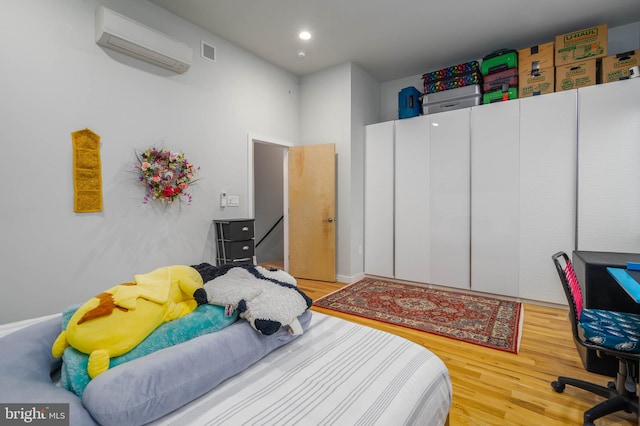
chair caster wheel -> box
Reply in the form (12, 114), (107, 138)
(551, 381), (565, 393)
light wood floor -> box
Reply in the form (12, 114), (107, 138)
(295, 277), (637, 426)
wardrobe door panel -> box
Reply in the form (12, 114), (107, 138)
(519, 91), (577, 304)
(429, 109), (471, 289)
(364, 121), (395, 277)
(577, 79), (640, 252)
(471, 101), (520, 297)
(395, 116), (430, 283)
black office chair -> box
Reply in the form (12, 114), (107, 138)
(551, 251), (640, 425)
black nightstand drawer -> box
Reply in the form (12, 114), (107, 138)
(217, 220), (254, 240)
(217, 239), (255, 260)
(213, 219), (255, 265)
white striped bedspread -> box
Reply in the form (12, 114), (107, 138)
(150, 311), (452, 426)
(0, 313), (61, 338)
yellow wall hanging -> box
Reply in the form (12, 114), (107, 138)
(72, 128), (103, 213)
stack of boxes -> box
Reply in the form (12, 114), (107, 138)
(555, 24), (607, 91)
(602, 49), (639, 82)
(518, 42), (555, 97)
(404, 22), (637, 118)
(481, 49), (519, 104)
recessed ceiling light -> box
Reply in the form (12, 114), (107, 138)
(299, 31), (311, 40)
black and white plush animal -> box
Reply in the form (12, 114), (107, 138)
(192, 264), (312, 336)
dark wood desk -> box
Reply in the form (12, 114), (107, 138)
(573, 251), (640, 314)
(572, 251), (640, 377)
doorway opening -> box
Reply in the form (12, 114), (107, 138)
(247, 134), (292, 271)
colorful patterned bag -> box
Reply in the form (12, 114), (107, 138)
(422, 61), (482, 94)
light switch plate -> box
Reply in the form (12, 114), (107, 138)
(227, 195), (239, 207)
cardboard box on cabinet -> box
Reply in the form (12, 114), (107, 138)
(519, 41), (554, 74)
(519, 68), (555, 98)
(602, 50), (640, 83)
(556, 59), (598, 91)
(555, 24), (607, 66)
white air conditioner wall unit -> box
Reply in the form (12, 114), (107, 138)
(95, 6), (192, 74)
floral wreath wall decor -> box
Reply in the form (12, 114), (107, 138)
(135, 147), (199, 205)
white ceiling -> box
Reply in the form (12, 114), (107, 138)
(149, 0), (640, 82)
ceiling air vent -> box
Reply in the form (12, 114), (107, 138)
(201, 41), (216, 63)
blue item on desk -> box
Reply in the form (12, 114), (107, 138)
(607, 267), (640, 303)
(627, 261), (640, 271)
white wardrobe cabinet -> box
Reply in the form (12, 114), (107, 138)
(364, 81), (636, 304)
(577, 78), (640, 252)
(364, 121), (395, 278)
(470, 100), (520, 297)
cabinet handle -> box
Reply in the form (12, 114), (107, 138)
(242, 246), (250, 251)
(242, 227), (249, 231)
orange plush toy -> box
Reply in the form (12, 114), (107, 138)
(52, 265), (203, 378)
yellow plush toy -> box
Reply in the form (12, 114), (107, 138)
(52, 265), (203, 378)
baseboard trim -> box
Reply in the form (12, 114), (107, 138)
(336, 271), (365, 284)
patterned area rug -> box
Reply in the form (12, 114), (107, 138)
(314, 277), (524, 354)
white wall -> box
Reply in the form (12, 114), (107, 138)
(0, 0), (300, 323)
(299, 62), (379, 282)
(609, 21), (640, 54)
(350, 65), (381, 281)
(300, 63), (351, 281)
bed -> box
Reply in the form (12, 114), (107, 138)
(0, 296), (451, 426)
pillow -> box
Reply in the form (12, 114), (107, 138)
(82, 310), (312, 426)
(52, 265), (205, 380)
(60, 303), (238, 397)
(196, 265), (312, 335)
(0, 317), (99, 425)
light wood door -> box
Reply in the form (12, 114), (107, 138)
(288, 143), (336, 281)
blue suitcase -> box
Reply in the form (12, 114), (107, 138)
(398, 86), (421, 119)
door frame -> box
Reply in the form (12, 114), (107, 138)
(247, 133), (293, 270)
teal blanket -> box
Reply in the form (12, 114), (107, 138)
(60, 304), (238, 397)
